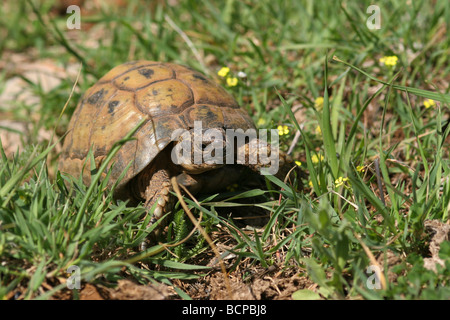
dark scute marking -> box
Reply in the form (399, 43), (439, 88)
(152, 89), (158, 96)
(178, 114), (188, 126)
(138, 68), (154, 79)
(193, 73), (208, 82)
(206, 110), (216, 119)
(94, 145), (107, 157)
(87, 88), (105, 105)
(108, 100), (120, 114)
(124, 76), (130, 81)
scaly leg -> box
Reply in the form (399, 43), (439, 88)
(135, 152), (175, 249)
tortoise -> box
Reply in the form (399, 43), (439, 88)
(59, 61), (293, 243)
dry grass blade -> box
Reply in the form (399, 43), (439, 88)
(353, 232), (387, 291)
(170, 176), (234, 299)
(164, 14), (208, 75)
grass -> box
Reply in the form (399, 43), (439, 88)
(0, 0), (449, 300)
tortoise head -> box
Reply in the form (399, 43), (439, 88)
(170, 126), (228, 174)
(170, 124), (279, 176)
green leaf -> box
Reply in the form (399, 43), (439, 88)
(151, 259), (211, 270)
(439, 241), (450, 261)
(302, 258), (334, 298)
(292, 289), (322, 300)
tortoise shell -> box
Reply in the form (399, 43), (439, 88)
(58, 61), (255, 199)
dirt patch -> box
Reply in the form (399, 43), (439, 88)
(105, 280), (174, 300)
(423, 219), (450, 272)
(174, 262), (314, 300)
(53, 280), (175, 300)
(0, 120), (60, 158)
(50, 264), (313, 300)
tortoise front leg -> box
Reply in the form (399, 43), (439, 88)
(137, 168), (173, 251)
(135, 152), (175, 249)
(143, 168), (173, 224)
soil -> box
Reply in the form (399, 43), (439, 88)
(52, 265), (315, 300)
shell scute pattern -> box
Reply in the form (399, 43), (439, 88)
(59, 61), (256, 199)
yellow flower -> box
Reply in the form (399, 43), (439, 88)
(423, 99), (436, 109)
(311, 154), (324, 164)
(314, 97), (324, 111)
(226, 183), (239, 192)
(379, 55), (398, 67)
(226, 77), (238, 87)
(335, 176), (349, 188)
(356, 165), (365, 173)
(257, 118), (267, 126)
(309, 180), (320, 188)
(295, 160), (302, 167)
(315, 125), (322, 135)
(277, 125), (289, 136)
(218, 66), (230, 77)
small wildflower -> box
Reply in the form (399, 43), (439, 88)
(237, 71), (247, 78)
(356, 165), (365, 173)
(257, 118), (267, 126)
(218, 66), (230, 77)
(379, 55), (398, 67)
(423, 99), (436, 109)
(277, 125), (290, 136)
(295, 160), (302, 167)
(335, 176), (349, 188)
(226, 183), (239, 192)
(309, 180), (320, 188)
(315, 125), (322, 135)
(311, 154), (324, 164)
(314, 97), (324, 111)
(226, 77), (238, 87)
